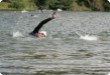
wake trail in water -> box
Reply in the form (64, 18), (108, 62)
(12, 31), (44, 41)
(12, 31), (34, 41)
(75, 31), (98, 41)
(12, 31), (24, 38)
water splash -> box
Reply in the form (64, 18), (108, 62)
(107, 72), (110, 75)
(21, 10), (28, 13)
(12, 31), (24, 38)
(57, 9), (62, 11)
(80, 35), (98, 41)
(75, 31), (98, 41)
(0, 73), (3, 75)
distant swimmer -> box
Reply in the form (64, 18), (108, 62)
(30, 12), (57, 37)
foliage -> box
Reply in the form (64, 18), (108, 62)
(0, 2), (10, 10)
(34, 0), (53, 9)
(103, 0), (110, 11)
(8, 0), (25, 10)
(76, 0), (91, 7)
(76, 0), (110, 11)
(35, 0), (74, 10)
(1, 0), (110, 11)
(50, 0), (74, 10)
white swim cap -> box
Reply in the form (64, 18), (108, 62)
(39, 31), (47, 36)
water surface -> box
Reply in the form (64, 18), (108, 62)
(0, 11), (110, 75)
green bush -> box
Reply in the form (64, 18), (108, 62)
(8, 0), (25, 10)
(103, 0), (110, 11)
(35, 0), (74, 10)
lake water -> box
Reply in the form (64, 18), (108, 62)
(0, 11), (110, 75)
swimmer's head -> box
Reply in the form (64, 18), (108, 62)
(40, 31), (47, 36)
(37, 31), (47, 37)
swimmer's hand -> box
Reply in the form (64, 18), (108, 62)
(51, 12), (57, 19)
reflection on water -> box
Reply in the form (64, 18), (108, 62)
(0, 11), (110, 75)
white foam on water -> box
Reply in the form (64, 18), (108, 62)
(80, 35), (98, 41)
(57, 8), (62, 11)
(12, 31), (24, 38)
(75, 31), (98, 41)
(107, 72), (110, 75)
(21, 10), (28, 13)
(0, 73), (3, 75)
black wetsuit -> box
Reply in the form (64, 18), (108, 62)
(30, 17), (53, 35)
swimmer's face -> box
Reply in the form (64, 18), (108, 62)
(36, 31), (47, 37)
(37, 33), (46, 37)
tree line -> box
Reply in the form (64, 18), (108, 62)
(1, 0), (110, 11)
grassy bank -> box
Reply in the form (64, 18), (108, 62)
(0, 0), (110, 11)
(21, 0), (37, 11)
(72, 2), (92, 11)
(0, 1), (37, 11)
(0, 1), (91, 11)
(0, 2), (11, 10)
